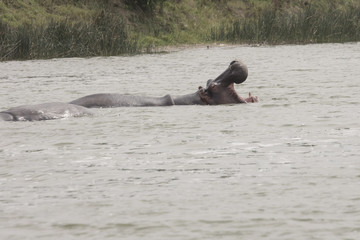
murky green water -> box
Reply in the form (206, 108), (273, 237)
(1, 43), (360, 239)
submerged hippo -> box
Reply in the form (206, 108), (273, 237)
(1, 60), (257, 121)
(70, 60), (258, 108)
(0, 102), (93, 121)
(70, 94), (174, 108)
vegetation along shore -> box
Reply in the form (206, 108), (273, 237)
(1, 0), (359, 61)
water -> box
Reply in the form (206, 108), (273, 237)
(1, 43), (360, 240)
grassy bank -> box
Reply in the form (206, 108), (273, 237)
(210, 1), (360, 44)
(0, 12), (138, 60)
(1, 0), (360, 60)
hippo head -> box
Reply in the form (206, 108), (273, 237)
(199, 60), (249, 104)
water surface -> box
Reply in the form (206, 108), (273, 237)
(1, 43), (360, 239)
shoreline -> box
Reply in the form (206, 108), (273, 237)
(3, 41), (360, 63)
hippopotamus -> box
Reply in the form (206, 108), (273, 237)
(1, 60), (257, 121)
(70, 60), (258, 108)
(0, 102), (93, 121)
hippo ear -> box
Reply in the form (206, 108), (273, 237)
(206, 79), (213, 88)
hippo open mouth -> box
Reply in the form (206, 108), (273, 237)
(198, 60), (257, 104)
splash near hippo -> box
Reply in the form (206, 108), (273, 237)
(0, 61), (258, 121)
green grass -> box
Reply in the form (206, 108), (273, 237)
(210, 1), (360, 44)
(1, 0), (360, 60)
(0, 12), (139, 60)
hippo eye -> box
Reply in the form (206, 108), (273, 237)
(209, 83), (218, 89)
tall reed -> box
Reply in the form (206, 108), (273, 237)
(0, 12), (140, 60)
(210, 3), (360, 44)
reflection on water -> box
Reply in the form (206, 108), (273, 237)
(1, 43), (360, 239)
